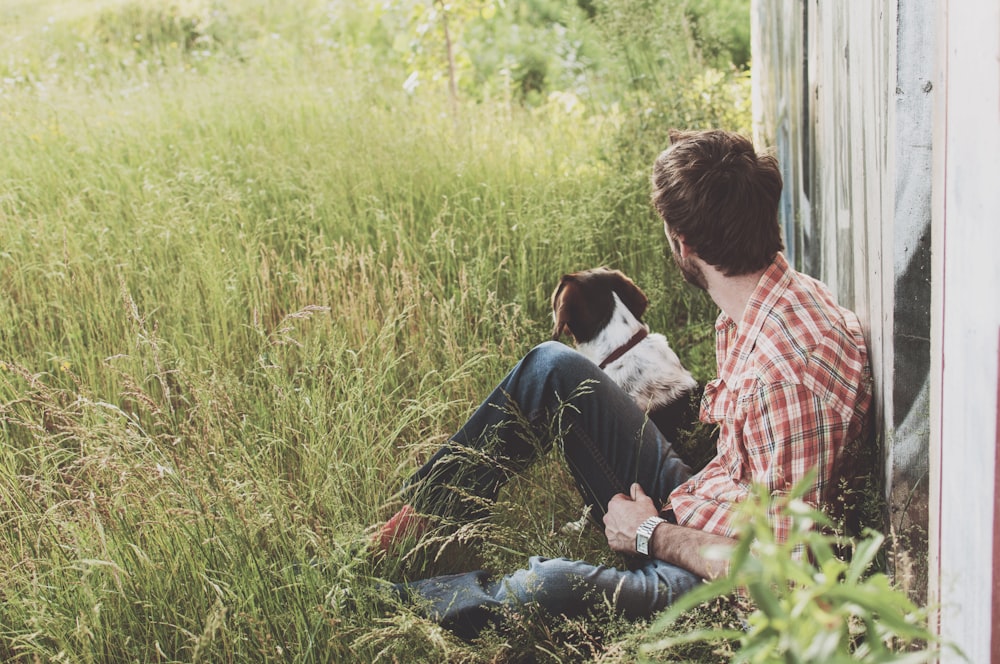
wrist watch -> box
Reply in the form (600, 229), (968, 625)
(635, 516), (667, 556)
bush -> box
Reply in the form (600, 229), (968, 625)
(642, 473), (944, 663)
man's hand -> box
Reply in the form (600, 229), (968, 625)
(603, 482), (737, 580)
(603, 483), (659, 555)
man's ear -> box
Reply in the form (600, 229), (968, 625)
(672, 233), (694, 259)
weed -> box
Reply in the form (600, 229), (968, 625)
(642, 474), (944, 663)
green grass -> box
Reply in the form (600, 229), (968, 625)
(0, 1), (740, 660)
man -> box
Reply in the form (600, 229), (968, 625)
(372, 129), (873, 637)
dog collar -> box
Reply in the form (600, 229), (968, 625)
(599, 326), (649, 370)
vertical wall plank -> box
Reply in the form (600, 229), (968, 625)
(930, 1), (1000, 660)
(889, 0), (935, 598)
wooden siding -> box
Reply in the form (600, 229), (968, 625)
(752, 0), (1000, 660)
(751, 0), (931, 594)
(930, 1), (1000, 660)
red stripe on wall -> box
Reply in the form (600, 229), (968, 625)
(992, 327), (1000, 663)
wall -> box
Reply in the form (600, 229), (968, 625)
(750, 0), (934, 597)
(929, 1), (1000, 660)
(752, 1), (1000, 660)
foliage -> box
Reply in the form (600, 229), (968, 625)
(685, 0), (752, 69)
(324, 0), (750, 108)
(592, 0), (752, 173)
(642, 474), (943, 663)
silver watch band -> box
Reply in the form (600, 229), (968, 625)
(635, 515), (667, 556)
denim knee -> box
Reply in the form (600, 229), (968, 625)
(523, 340), (588, 371)
(518, 341), (603, 394)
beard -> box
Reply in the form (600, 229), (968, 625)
(672, 252), (708, 291)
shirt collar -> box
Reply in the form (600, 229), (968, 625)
(715, 252), (792, 379)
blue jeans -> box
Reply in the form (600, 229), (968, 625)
(397, 341), (702, 635)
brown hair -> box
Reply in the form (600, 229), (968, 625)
(651, 129), (784, 276)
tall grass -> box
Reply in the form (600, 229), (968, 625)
(0, 0), (738, 660)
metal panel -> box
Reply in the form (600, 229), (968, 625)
(889, 0), (935, 601)
(752, 0), (809, 267)
(930, 1), (1000, 660)
(753, 0), (1000, 657)
(751, 0), (932, 599)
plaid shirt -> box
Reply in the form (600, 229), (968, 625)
(667, 253), (872, 542)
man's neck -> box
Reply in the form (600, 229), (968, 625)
(704, 266), (768, 327)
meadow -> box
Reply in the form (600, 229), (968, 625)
(0, 0), (807, 661)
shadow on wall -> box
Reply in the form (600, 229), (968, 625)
(889, 219), (932, 603)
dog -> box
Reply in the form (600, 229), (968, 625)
(550, 267), (699, 441)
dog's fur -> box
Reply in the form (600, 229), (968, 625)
(551, 267), (699, 440)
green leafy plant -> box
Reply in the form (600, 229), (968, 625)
(642, 472), (947, 663)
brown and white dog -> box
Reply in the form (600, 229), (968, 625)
(551, 267), (699, 440)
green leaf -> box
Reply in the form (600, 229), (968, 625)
(641, 627), (745, 657)
(844, 529), (885, 584)
(651, 575), (737, 630)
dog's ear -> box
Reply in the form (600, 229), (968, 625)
(609, 271), (649, 320)
(551, 276), (574, 340)
(552, 272), (615, 343)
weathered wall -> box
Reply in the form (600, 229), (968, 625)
(929, 1), (1000, 660)
(888, 0), (934, 582)
(752, 1), (1000, 659)
(750, 0), (934, 595)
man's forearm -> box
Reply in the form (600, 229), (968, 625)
(603, 483), (736, 580)
(648, 521), (736, 580)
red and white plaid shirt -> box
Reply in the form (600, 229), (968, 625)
(667, 253), (872, 542)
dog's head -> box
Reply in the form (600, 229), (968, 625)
(550, 267), (649, 343)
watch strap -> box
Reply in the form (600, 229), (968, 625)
(635, 515), (667, 556)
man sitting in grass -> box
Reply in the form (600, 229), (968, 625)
(371, 129), (873, 637)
